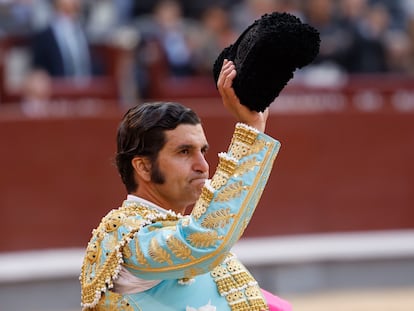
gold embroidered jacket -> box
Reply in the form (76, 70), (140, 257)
(80, 123), (281, 310)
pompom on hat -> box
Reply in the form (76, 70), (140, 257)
(213, 12), (320, 112)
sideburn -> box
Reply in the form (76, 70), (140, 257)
(150, 159), (165, 184)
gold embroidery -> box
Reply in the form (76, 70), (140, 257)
(192, 186), (214, 220)
(124, 217), (145, 229)
(210, 154), (238, 189)
(103, 212), (124, 233)
(245, 285), (262, 297)
(119, 298), (134, 311)
(86, 241), (100, 264)
(234, 157), (259, 176)
(186, 230), (222, 248)
(250, 139), (266, 154)
(228, 300), (251, 311)
(214, 181), (247, 202)
(219, 156), (238, 174)
(120, 203), (156, 219)
(245, 285), (268, 310)
(211, 256), (269, 311)
(81, 202), (182, 309)
(95, 291), (135, 311)
(229, 141), (249, 160)
(122, 244), (132, 259)
(82, 127), (278, 307)
(134, 237), (149, 267)
(229, 300), (249, 311)
(229, 138), (266, 160)
(158, 220), (178, 228)
(181, 216), (190, 227)
(227, 258), (243, 272)
(208, 252), (230, 271)
(216, 275), (239, 293)
(226, 291), (244, 303)
(192, 199), (209, 220)
(201, 208), (234, 229)
(105, 291), (121, 311)
(149, 237), (173, 265)
(166, 235), (195, 260)
(81, 250), (122, 308)
(210, 171), (228, 189)
(211, 264), (228, 278)
(183, 266), (205, 279)
(103, 235), (117, 251)
(147, 221), (177, 232)
(200, 185), (215, 201)
(233, 124), (258, 145)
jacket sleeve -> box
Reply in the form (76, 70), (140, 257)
(123, 123), (281, 280)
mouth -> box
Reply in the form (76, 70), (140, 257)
(191, 178), (207, 188)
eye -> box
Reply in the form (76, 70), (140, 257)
(180, 149), (190, 155)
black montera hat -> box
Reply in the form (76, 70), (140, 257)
(213, 12), (320, 112)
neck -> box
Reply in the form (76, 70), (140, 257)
(130, 191), (187, 215)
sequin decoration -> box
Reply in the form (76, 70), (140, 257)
(211, 255), (269, 311)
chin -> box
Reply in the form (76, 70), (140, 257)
(196, 187), (204, 197)
(183, 197), (198, 215)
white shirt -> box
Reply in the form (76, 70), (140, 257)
(113, 195), (163, 294)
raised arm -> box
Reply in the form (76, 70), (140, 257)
(217, 59), (269, 133)
(80, 60), (281, 309)
(118, 63), (279, 280)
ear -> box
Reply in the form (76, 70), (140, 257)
(131, 157), (152, 182)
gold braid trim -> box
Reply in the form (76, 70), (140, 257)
(233, 123), (259, 146)
(211, 255), (269, 311)
(81, 225), (156, 309)
(192, 183), (214, 220)
(211, 153), (238, 190)
(81, 203), (181, 310)
(80, 242), (124, 309)
(229, 124), (259, 160)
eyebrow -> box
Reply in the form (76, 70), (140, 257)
(176, 143), (209, 152)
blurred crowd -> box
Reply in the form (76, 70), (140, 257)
(1, 0), (414, 110)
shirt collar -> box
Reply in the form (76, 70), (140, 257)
(125, 194), (168, 215)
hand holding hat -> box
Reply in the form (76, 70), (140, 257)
(213, 12), (320, 112)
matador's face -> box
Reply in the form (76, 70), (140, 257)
(138, 124), (209, 214)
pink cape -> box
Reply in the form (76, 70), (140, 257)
(261, 289), (292, 311)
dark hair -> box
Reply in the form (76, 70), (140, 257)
(115, 102), (201, 193)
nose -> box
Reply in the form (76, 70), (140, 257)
(193, 151), (209, 175)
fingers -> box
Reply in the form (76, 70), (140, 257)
(217, 60), (239, 111)
(217, 59), (236, 91)
(217, 59), (268, 132)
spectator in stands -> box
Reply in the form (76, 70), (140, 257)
(0, 0), (51, 35)
(193, 4), (239, 75)
(338, 0), (369, 27)
(336, 0), (390, 73)
(385, 11), (414, 74)
(302, 0), (350, 71)
(131, 0), (231, 20)
(112, 0), (135, 24)
(132, 0), (204, 97)
(231, 0), (281, 32)
(371, 0), (406, 30)
(135, 0), (200, 77)
(20, 69), (53, 117)
(30, 0), (99, 82)
(84, 0), (137, 44)
(84, 0), (121, 43)
(0, 1), (31, 35)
